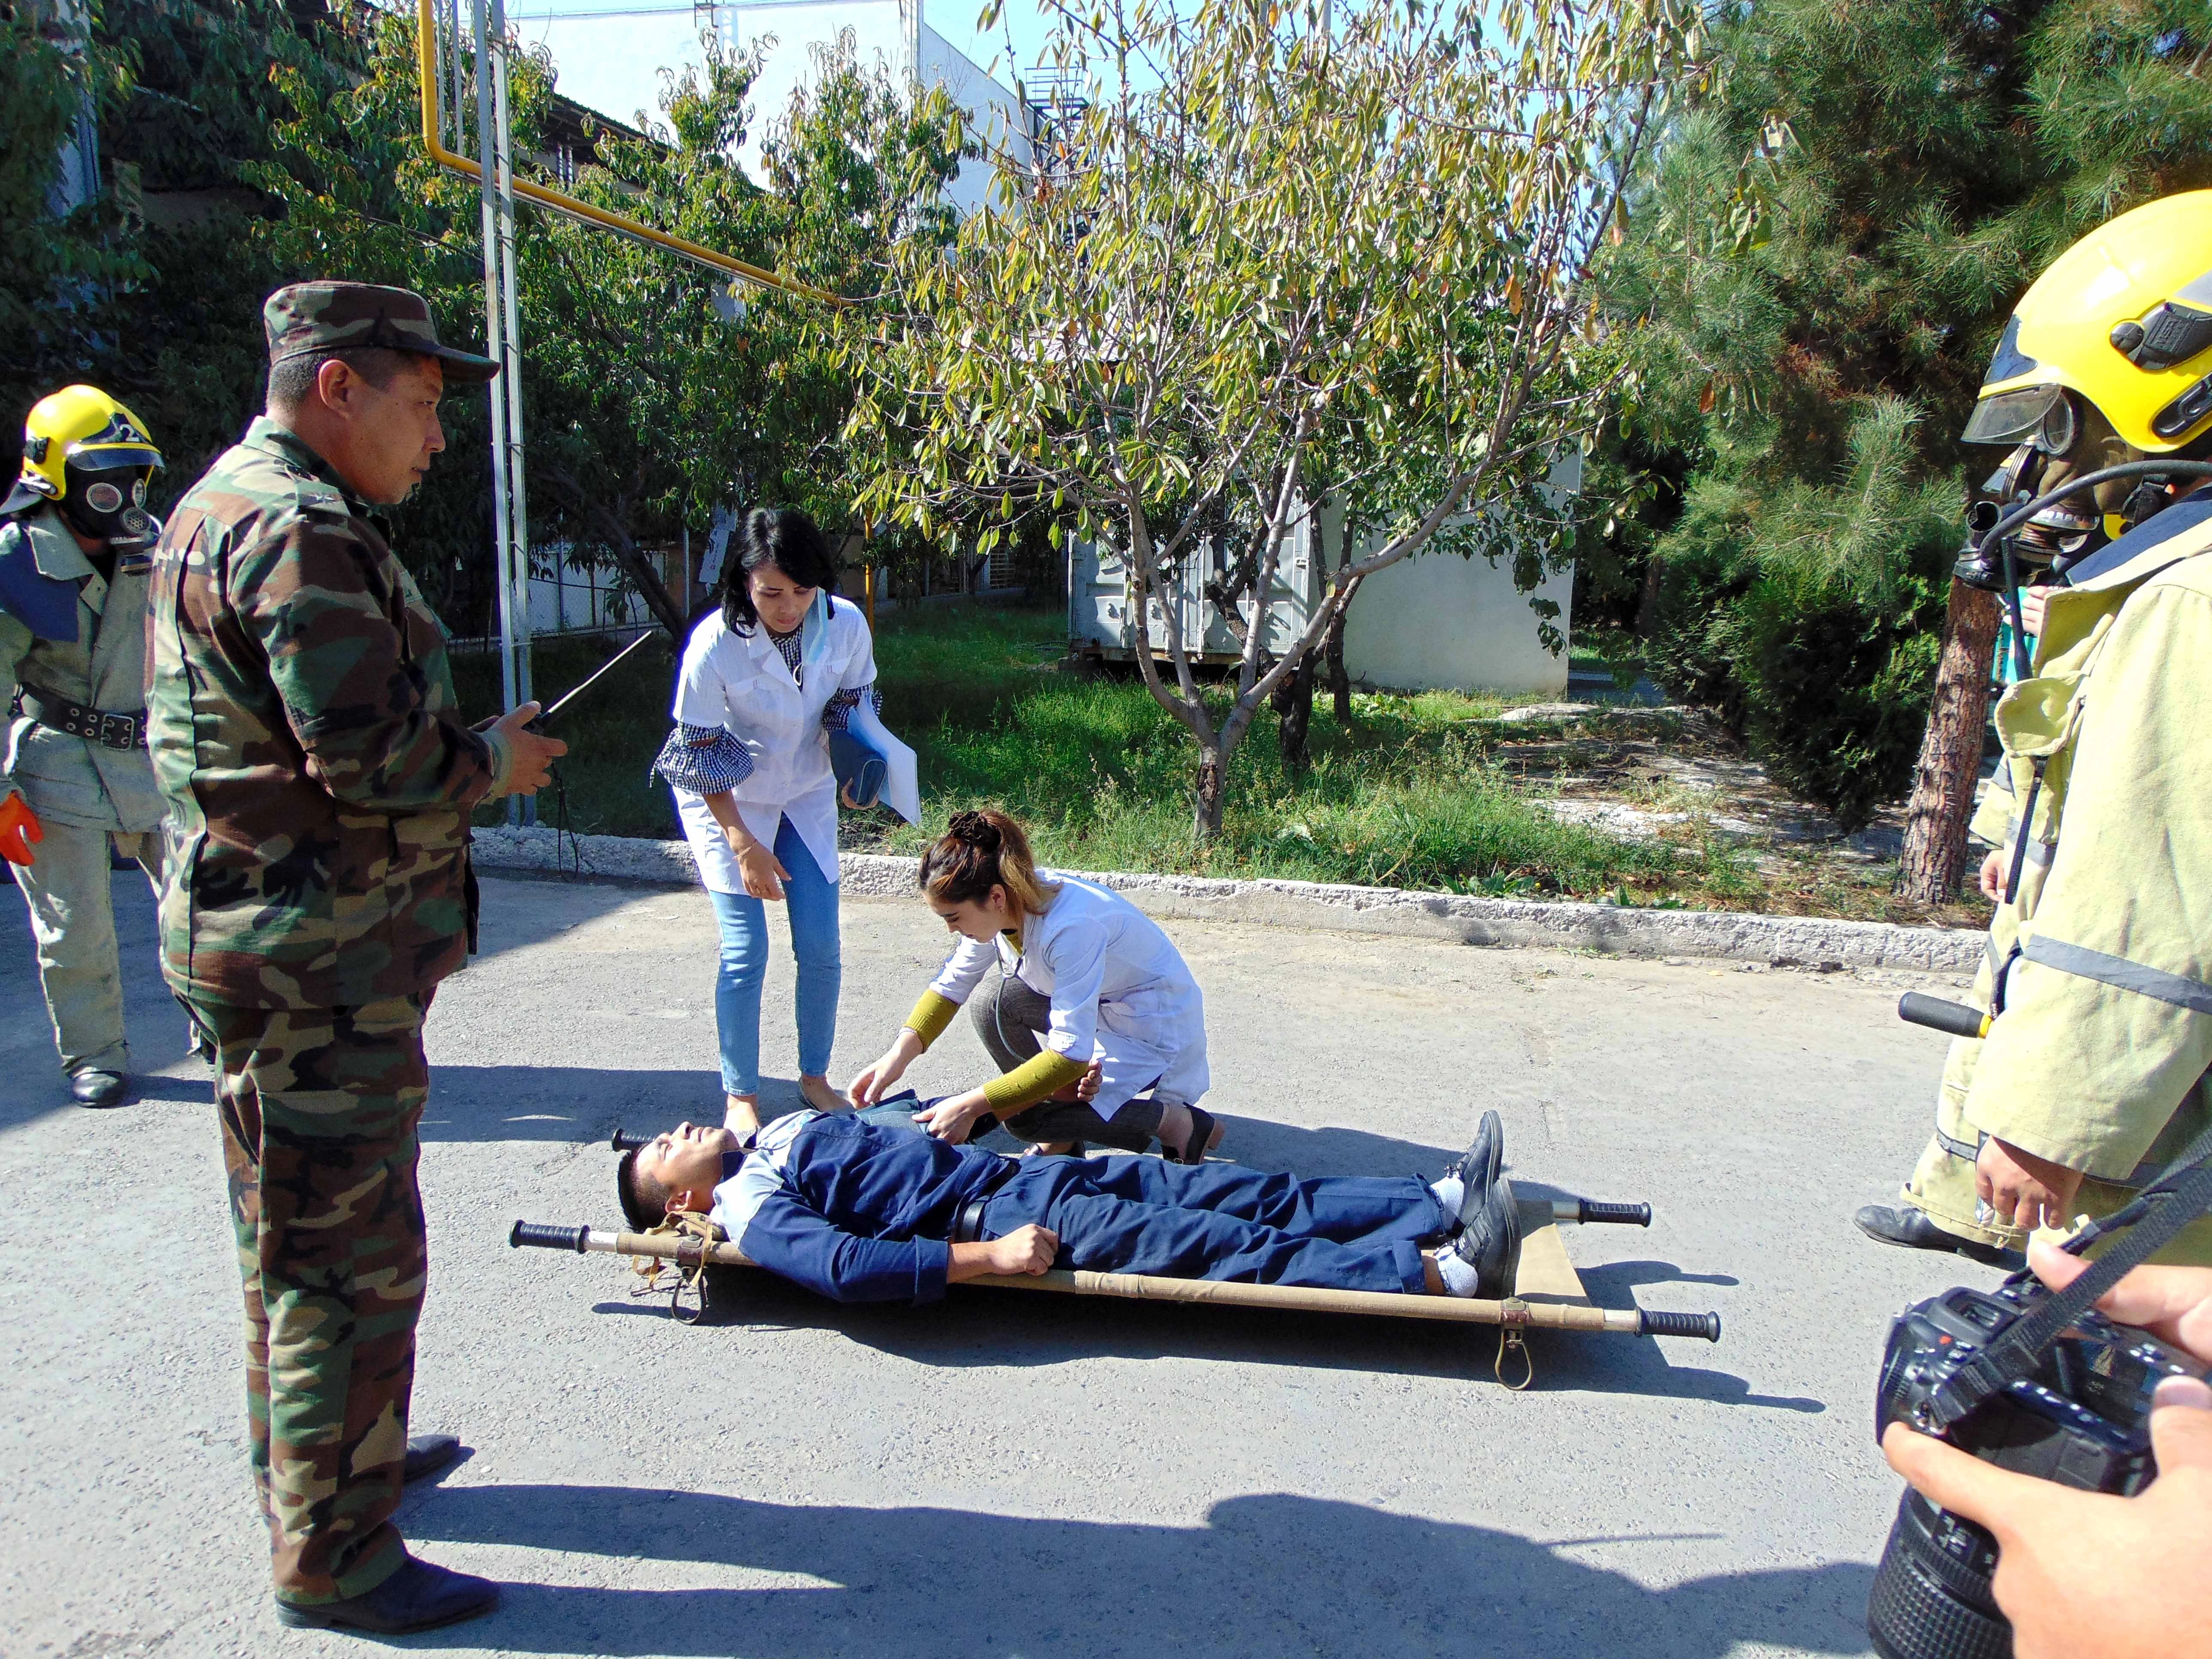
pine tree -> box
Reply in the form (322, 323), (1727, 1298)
(1596, 0), (2210, 871)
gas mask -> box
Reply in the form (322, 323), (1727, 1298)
(1952, 391), (2160, 591)
(58, 462), (160, 552)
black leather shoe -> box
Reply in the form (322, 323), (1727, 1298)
(1853, 1203), (2022, 1268)
(274, 1555), (500, 1634)
(69, 1068), (130, 1109)
(1451, 1111), (1505, 1231)
(1452, 1176), (1523, 1299)
(403, 1432), (462, 1484)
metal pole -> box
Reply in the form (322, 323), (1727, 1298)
(489, 0), (535, 822)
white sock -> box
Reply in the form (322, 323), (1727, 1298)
(1428, 1176), (1465, 1218)
(1434, 1248), (1480, 1298)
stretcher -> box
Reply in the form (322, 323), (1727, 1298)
(510, 1134), (1721, 1381)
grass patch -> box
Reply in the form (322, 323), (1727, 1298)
(457, 602), (1753, 905)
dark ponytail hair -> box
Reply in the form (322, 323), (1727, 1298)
(920, 808), (1060, 924)
(714, 507), (839, 635)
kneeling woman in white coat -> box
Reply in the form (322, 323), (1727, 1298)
(653, 508), (876, 1138)
(851, 808), (1222, 1162)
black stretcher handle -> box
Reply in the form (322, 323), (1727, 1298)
(1898, 992), (1991, 1041)
(1573, 1200), (1651, 1227)
(1641, 1310), (1721, 1342)
(510, 1220), (591, 1252)
(611, 1128), (650, 1153)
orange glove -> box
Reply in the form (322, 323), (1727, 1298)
(0, 791), (43, 867)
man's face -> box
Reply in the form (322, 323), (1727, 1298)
(635, 1121), (738, 1209)
(341, 356), (447, 505)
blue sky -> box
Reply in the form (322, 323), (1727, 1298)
(502, 0), (1058, 126)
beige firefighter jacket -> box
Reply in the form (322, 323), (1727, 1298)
(1960, 501), (2212, 1207)
(0, 504), (163, 831)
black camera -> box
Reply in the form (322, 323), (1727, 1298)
(1866, 1276), (2207, 1659)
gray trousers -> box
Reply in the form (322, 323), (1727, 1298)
(13, 820), (161, 1075)
(971, 973), (1165, 1151)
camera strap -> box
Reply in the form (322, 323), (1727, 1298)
(1928, 1118), (2212, 1432)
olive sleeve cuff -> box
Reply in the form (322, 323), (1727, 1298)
(980, 1049), (1090, 1114)
(903, 989), (960, 1050)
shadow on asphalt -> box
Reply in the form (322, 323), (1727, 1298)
(401, 1486), (1874, 1658)
(585, 1266), (1816, 1410)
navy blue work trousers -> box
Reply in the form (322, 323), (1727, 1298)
(979, 1156), (1443, 1294)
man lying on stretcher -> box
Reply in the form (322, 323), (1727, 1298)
(616, 1107), (1522, 1305)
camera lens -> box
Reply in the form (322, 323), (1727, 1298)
(1867, 1488), (2011, 1659)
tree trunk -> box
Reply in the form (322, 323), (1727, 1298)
(1896, 579), (2001, 905)
(1325, 587), (1355, 723)
(1271, 650), (1317, 775)
(1194, 747), (1228, 840)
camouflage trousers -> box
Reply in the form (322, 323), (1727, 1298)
(187, 993), (432, 1606)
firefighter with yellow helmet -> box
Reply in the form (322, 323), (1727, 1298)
(1857, 190), (2212, 1266)
(2, 385), (170, 1108)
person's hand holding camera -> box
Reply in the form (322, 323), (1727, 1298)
(1883, 1239), (2212, 1659)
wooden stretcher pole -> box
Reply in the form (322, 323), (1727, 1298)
(508, 1221), (1717, 1339)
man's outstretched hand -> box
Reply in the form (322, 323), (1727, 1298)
(1881, 1239), (2212, 1659)
(492, 702), (567, 797)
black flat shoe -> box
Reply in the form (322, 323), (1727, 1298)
(274, 1555), (500, 1634)
(1452, 1110), (1504, 1230)
(403, 1432), (462, 1484)
(70, 1069), (130, 1109)
(1165, 1105), (1222, 1165)
(1452, 1177), (1523, 1299)
(1853, 1203), (2023, 1267)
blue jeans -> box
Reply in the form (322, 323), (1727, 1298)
(706, 816), (840, 1097)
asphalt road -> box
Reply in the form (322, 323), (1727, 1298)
(1, 870), (2002, 1659)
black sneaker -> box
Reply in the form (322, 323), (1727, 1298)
(1451, 1176), (1522, 1298)
(1451, 1110), (1504, 1231)
(274, 1556), (500, 1635)
(1853, 1203), (2024, 1268)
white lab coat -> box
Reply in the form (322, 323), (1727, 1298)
(927, 872), (1210, 1112)
(669, 595), (877, 893)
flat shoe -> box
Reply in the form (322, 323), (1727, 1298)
(403, 1432), (462, 1484)
(1853, 1202), (2021, 1267)
(1452, 1110), (1504, 1231)
(70, 1069), (130, 1109)
(274, 1555), (499, 1635)
(1452, 1177), (1523, 1300)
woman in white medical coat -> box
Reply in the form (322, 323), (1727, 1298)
(653, 508), (876, 1137)
(851, 808), (1221, 1161)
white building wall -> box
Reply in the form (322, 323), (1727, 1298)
(514, 12), (714, 133)
(917, 24), (1029, 214)
(1339, 554), (1571, 697)
(723, 0), (911, 179)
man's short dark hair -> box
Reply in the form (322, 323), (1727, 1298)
(265, 346), (416, 411)
(617, 1147), (670, 1232)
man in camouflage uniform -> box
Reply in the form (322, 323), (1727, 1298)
(148, 282), (565, 1635)
(3, 386), (172, 1107)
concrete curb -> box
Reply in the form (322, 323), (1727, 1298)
(469, 824), (1984, 972)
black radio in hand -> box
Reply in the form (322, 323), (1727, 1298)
(1867, 1277), (2207, 1659)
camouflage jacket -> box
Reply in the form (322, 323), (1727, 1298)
(146, 418), (514, 1009)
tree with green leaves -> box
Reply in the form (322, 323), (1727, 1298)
(848, 0), (1702, 838)
(1594, 0), (2210, 874)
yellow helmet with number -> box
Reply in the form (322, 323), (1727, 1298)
(9, 385), (164, 547)
(1965, 191), (2212, 456)
(17, 384), (163, 502)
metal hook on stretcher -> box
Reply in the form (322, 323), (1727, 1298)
(507, 1220), (1722, 1348)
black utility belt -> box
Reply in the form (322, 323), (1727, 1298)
(11, 685), (147, 751)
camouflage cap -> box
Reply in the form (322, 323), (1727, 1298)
(262, 281), (500, 384)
